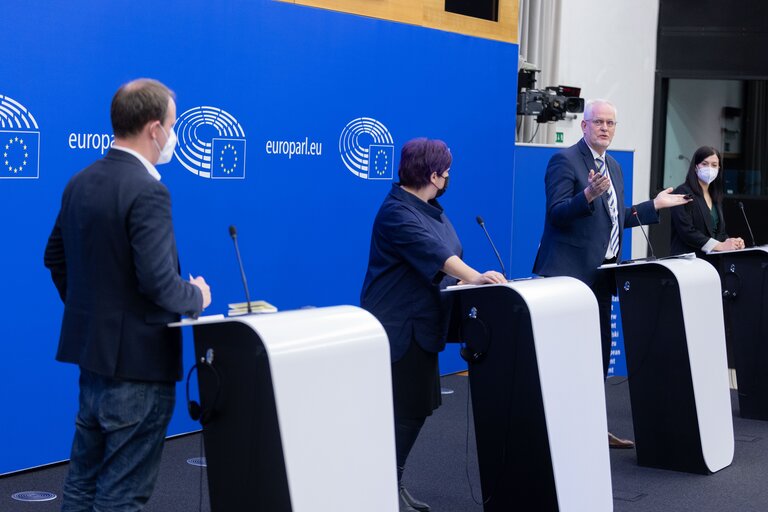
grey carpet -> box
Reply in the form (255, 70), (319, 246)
(2, 375), (767, 511)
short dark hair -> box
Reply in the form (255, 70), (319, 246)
(111, 79), (175, 138)
(685, 146), (724, 204)
(398, 138), (452, 189)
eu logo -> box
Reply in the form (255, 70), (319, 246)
(211, 138), (246, 179)
(1, 131), (40, 179)
(367, 144), (394, 180)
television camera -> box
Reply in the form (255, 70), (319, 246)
(517, 68), (584, 123)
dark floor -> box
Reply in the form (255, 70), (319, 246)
(2, 375), (767, 511)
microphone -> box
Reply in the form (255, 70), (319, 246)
(228, 225), (252, 314)
(631, 206), (657, 261)
(475, 216), (507, 279)
(738, 201), (756, 248)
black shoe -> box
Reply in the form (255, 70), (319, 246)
(400, 486), (431, 512)
(399, 491), (418, 512)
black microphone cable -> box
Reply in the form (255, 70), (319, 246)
(463, 307), (523, 506)
(198, 431), (204, 512)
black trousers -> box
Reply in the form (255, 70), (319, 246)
(395, 416), (425, 483)
(391, 342), (440, 483)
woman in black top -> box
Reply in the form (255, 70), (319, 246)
(361, 138), (505, 512)
(670, 146), (745, 256)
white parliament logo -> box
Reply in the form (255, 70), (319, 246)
(1, 94), (40, 180)
(339, 117), (394, 180)
(174, 106), (246, 179)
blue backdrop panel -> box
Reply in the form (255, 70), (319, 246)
(0, 1), (518, 472)
(511, 143), (633, 377)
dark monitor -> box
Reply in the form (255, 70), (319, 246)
(445, 0), (499, 22)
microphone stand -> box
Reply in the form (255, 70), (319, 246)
(738, 201), (757, 248)
(229, 225), (253, 314)
(476, 216), (508, 279)
(618, 207), (657, 264)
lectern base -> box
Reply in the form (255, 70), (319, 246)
(610, 258), (734, 474)
(445, 278), (612, 512)
(704, 248), (768, 420)
(188, 306), (398, 512)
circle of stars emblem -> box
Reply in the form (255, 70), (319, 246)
(4, 136), (29, 174)
(372, 148), (389, 177)
(219, 143), (238, 175)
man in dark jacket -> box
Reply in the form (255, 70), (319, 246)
(44, 78), (211, 511)
(533, 99), (688, 449)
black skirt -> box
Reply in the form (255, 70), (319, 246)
(391, 341), (442, 419)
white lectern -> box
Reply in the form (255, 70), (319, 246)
(444, 277), (612, 512)
(183, 306), (397, 512)
(604, 257), (734, 473)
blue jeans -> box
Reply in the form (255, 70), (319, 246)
(61, 369), (175, 512)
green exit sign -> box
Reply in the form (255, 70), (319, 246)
(556, 132), (564, 143)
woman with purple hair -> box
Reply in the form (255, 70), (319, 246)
(361, 138), (505, 512)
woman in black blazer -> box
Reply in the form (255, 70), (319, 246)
(670, 146), (745, 256)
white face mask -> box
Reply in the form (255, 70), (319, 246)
(696, 165), (718, 185)
(154, 124), (176, 165)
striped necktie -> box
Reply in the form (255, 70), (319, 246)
(596, 157), (620, 258)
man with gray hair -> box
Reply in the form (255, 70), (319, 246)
(45, 78), (211, 511)
(533, 99), (689, 448)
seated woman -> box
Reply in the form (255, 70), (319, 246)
(360, 138), (505, 512)
(670, 146), (745, 256)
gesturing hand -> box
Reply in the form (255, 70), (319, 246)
(653, 187), (692, 210)
(584, 169), (610, 203)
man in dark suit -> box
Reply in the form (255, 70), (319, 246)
(44, 78), (211, 511)
(533, 99), (689, 448)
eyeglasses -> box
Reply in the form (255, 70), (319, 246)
(586, 119), (617, 128)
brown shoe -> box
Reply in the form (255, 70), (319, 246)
(608, 432), (634, 449)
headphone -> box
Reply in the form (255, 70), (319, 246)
(459, 306), (490, 364)
(185, 348), (222, 425)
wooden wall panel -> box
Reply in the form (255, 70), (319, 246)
(279, 0), (519, 44)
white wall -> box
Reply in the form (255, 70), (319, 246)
(548, 0), (660, 257)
